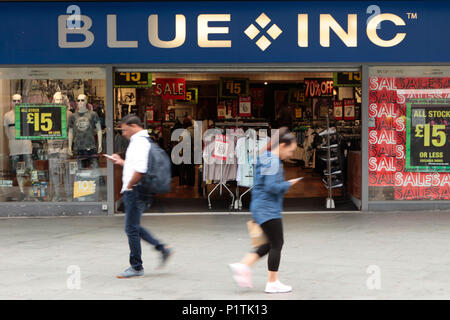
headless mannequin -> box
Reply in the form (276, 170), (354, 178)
(3, 94), (33, 200)
(48, 92), (72, 201)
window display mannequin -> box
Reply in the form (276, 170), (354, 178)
(47, 92), (72, 201)
(68, 94), (102, 168)
(3, 94), (34, 201)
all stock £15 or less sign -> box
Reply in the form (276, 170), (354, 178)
(15, 104), (67, 140)
(406, 99), (450, 172)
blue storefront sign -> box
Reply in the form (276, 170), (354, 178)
(0, 1), (449, 64)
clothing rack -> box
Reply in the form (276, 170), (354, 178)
(234, 121), (269, 211)
(205, 119), (269, 210)
(205, 124), (236, 210)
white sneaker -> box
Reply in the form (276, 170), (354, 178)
(229, 263), (253, 288)
(265, 280), (292, 293)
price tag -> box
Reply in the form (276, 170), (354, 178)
(239, 96), (252, 117)
(146, 106), (154, 123)
(213, 134), (229, 161)
(114, 72), (152, 88)
(344, 99), (355, 120)
(406, 99), (450, 172)
(16, 162), (25, 175)
(69, 161), (78, 175)
(31, 170), (38, 182)
(220, 78), (249, 98)
(334, 100), (343, 120)
(15, 104), (67, 140)
(217, 104), (226, 119)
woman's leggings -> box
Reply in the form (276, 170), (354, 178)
(255, 218), (284, 272)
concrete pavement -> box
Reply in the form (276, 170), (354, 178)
(1, 211), (450, 300)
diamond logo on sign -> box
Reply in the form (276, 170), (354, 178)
(244, 13), (283, 51)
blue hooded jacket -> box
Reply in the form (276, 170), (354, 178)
(250, 152), (291, 225)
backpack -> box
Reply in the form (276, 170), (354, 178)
(139, 137), (172, 194)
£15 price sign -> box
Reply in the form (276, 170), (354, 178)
(15, 104), (67, 140)
(114, 72), (152, 88)
(176, 88), (198, 104)
(220, 78), (249, 98)
(406, 99), (450, 172)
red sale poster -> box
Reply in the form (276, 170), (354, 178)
(333, 100), (343, 120)
(368, 76), (450, 200)
(217, 104), (226, 119)
(343, 98), (355, 120)
(155, 78), (186, 100)
(239, 96), (252, 117)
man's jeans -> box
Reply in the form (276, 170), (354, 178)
(123, 187), (164, 271)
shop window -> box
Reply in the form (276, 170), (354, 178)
(368, 66), (450, 201)
(0, 67), (107, 202)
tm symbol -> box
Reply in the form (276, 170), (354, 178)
(407, 12), (418, 19)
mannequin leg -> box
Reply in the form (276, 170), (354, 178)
(11, 155), (27, 201)
(24, 154), (34, 200)
(49, 154), (63, 201)
(67, 160), (77, 201)
(62, 155), (70, 201)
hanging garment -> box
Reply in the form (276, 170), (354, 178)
(236, 134), (270, 187)
(236, 136), (254, 187)
(202, 132), (238, 182)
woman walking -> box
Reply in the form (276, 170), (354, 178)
(229, 127), (301, 293)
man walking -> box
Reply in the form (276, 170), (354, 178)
(107, 114), (173, 278)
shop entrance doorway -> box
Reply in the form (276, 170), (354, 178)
(112, 69), (362, 213)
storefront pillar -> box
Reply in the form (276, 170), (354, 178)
(361, 64), (369, 211)
(106, 66), (115, 215)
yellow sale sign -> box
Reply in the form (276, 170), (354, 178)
(73, 180), (96, 198)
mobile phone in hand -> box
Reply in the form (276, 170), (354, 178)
(103, 154), (115, 160)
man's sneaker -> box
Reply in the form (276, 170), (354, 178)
(229, 263), (253, 288)
(324, 167), (342, 175)
(265, 280), (292, 293)
(116, 267), (144, 279)
(318, 127), (336, 136)
(158, 246), (173, 269)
